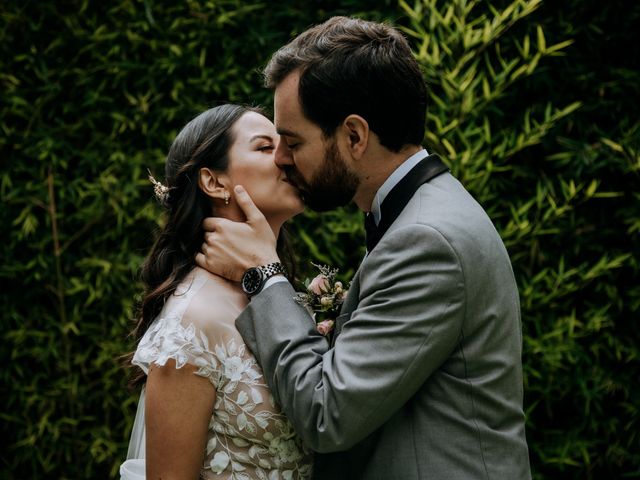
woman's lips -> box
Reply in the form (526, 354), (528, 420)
(281, 176), (298, 189)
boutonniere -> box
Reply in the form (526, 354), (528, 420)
(295, 263), (348, 338)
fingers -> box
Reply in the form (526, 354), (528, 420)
(194, 252), (207, 270)
(195, 247), (242, 281)
(233, 185), (266, 224)
(202, 216), (222, 232)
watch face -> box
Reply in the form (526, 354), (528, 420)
(241, 267), (264, 295)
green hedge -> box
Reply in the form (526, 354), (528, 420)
(1, 1), (638, 478)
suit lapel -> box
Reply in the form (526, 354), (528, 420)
(366, 154), (448, 252)
(331, 268), (362, 345)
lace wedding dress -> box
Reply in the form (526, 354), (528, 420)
(120, 268), (312, 479)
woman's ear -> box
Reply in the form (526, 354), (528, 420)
(342, 114), (369, 160)
(198, 167), (230, 202)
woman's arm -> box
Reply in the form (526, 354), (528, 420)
(145, 359), (215, 480)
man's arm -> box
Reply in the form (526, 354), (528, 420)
(236, 224), (466, 453)
(196, 187), (466, 452)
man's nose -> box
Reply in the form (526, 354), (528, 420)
(275, 141), (293, 167)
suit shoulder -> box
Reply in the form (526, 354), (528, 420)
(394, 173), (499, 240)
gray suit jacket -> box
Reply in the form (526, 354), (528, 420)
(236, 172), (531, 479)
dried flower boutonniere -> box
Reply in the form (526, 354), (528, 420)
(295, 263), (348, 339)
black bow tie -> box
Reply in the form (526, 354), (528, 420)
(364, 154), (449, 253)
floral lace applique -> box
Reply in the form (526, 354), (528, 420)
(134, 316), (312, 479)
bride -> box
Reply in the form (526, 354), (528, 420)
(120, 104), (311, 479)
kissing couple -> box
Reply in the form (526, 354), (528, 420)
(120, 16), (531, 480)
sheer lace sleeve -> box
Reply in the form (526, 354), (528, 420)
(132, 314), (222, 387)
(131, 270), (227, 387)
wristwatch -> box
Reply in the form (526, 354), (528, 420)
(241, 262), (287, 297)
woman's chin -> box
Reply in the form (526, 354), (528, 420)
(279, 193), (306, 218)
(283, 202), (305, 221)
(262, 201), (305, 225)
(291, 204), (305, 218)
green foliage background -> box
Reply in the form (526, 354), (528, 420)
(1, 0), (638, 478)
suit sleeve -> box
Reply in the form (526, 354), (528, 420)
(235, 224), (465, 453)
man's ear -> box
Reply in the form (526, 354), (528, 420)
(342, 114), (369, 160)
(198, 167), (229, 201)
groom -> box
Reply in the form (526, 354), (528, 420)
(197, 16), (531, 479)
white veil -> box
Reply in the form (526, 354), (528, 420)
(119, 388), (146, 480)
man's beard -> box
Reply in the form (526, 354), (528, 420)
(285, 139), (359, 212)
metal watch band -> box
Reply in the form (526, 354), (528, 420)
(259, 262), (287, 278)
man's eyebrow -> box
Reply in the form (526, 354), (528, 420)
(249, 134), (275, 142)
(276, 128), (300, 138)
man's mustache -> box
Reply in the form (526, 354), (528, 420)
(283, 167), (306, 191)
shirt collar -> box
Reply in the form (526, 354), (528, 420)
(370, 148), (429, 225)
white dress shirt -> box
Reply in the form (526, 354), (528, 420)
(369, 148), (429, 226)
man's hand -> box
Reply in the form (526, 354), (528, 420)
(195, 185), (280, 281)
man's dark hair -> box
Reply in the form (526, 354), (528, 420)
(264, 16), (427, 152)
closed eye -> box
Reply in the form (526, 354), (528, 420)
(257, 145), (275, 152)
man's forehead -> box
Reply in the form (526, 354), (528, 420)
(273, 98), (301, 137)
(273, 72), (307, 135)
(274, 71), (301, 108)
